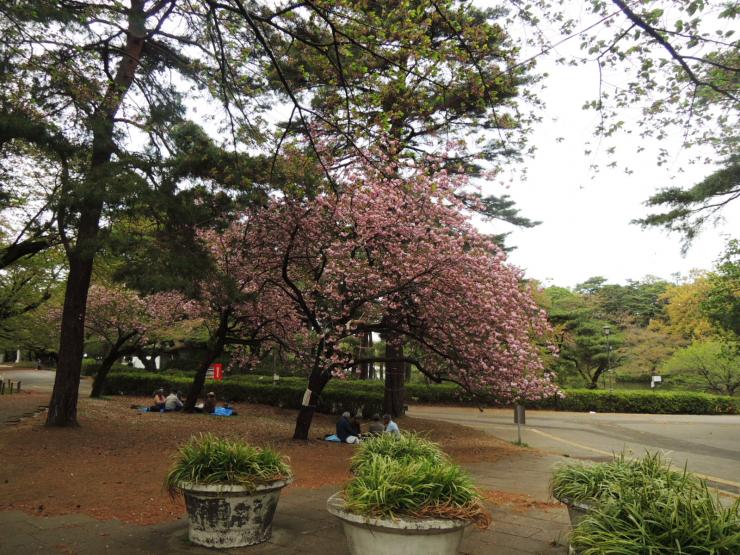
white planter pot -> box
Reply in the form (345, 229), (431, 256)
(558, 497), (594, 529)
(326, 492), (470, 555)
(557, 497), (595, 555)
(181, 479), (291, 548)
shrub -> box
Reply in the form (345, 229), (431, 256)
(103, 371), (386, 416)
(103, 372), (740, 416)
(556, 453), (740, 554)
(165, 433), (291, 496)
(81, 359), (133, 377)
(343, 434), (489, 527)
(528, 389), (739, 415)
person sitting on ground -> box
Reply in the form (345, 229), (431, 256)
(367, 413), (385, 436)
(203, 391), (217, 414)
(164, 389), (183, 412)
(383, 413), (400, 435)
(150, 389), (166, 412)
(336, 411), (359, 444)
(350, 415), (362, 437)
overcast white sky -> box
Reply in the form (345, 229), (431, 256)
(475, 6), (738, 288)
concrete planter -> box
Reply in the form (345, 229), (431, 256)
(557, 497), (596, 555)
(326, 492), (470, 555)
(180, 478), (291, 548)
(558, 497), (594, 529)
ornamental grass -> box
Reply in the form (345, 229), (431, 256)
(343, 434), (490, 528)
(550, 452), (696, 504)
(165, 433), (291, 496)
(552, 452), (740, 554)
(349, 432), (445, 473)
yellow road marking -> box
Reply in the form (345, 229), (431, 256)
(528, 427), (740, 497)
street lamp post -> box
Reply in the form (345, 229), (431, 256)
(603, 325), (612, 392)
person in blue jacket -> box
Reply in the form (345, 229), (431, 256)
(336, 411), (359, 444)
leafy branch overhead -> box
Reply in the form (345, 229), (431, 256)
(635, 156), (739, 250)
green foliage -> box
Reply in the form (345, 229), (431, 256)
(551, 452), (693, 504)
(343, 434), (488, 525)
(615, 325), (686, 377)
(165, 433), (291, 496)
(556, 453), (740, 554)
(661, 340), (740, 396)
(80, 359), (131, 377)
(545, 285), (622, 387)
(636, 158), (740, 251)
(529, 389), (739, 415)
(350, 433), (445, 474)
(702, 239), (740, 338)
(0, 247), (65, 351)
(105, 372), (740, 415)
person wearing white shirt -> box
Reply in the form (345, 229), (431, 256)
(383, 413), (400, 435)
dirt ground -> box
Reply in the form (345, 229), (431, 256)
(0, 391), (48, 422)
(0, 395), (525, 525)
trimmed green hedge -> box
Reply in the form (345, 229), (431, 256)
(103, 372), (385, 417)
(81, 359), (133, 376)
(103, 372), (739, 415)
(528, 388), (739, 415)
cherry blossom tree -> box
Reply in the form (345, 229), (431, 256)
(170, 226), (302, 412)
(202, 155), (559, 439)
(78, 285), (185, 398)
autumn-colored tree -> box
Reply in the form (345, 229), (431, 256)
(651, 275), (716, 341)
(616, 325), (686, 377)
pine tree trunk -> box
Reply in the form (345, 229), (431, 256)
(45, 0), (146, 427)
(46, 254), (95, 426)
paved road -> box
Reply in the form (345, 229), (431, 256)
(408, 406), (740, 494)
(0, 366), (90, 395)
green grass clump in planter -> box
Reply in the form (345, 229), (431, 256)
(349, 432), (444, 474)
(550, 451), (695, 504)
(343, 434), (490, 527)
(165, 433), (291, 496)
(552, 452), (740, 554)
(571, 477), (740, 554)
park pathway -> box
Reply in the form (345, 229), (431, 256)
(0, 448), (570, 554)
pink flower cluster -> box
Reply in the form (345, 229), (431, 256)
(180, 154), (559, 402)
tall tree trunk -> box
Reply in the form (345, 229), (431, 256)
(45, 0), (147, 427)
(184, 310), (229, 412)
(587, 367), (606, 389)
(359, 332), (369, 379)
(292, 369), (330, 440)
(383, 337), (405, 417)
(47, 253), (97, 425)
